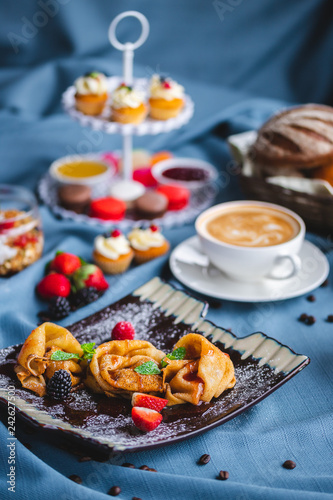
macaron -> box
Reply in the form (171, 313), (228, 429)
(109, 180), (145, 208)
(58, 184), (91, 213)
(134, 191), (168, 219)
(90, 197), (126, 221)
(156, 185), (190, 211)
(133, 168), (158, 188)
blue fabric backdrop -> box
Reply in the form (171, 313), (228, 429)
(0, 1), (333, 499)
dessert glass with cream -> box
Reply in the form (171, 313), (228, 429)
(0, 185), (43, 276)
(196, 201), (305, 281)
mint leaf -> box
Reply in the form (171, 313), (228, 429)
(81, 342), (96, 360)
(134, 361), (161, 375)
(50, 350), (80, 361)
(161, 347), (186, 368)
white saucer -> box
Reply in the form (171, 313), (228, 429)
(169, 236), (329, 302)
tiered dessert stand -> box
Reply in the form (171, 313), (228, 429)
(40, 11), (217, 228)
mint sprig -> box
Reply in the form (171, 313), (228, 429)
(134, 361), (161, 375)
(50, 342), (96, 362)
(161, 347), (186, 368)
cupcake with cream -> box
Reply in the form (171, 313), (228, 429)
(149, 74), (184, 120)
(111, 83), (147, 124)
(128, 225), (170, 264)
(93, 229), (133, 274)
(74, 72), (108, 116)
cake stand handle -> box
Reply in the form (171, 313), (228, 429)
(122, 133), (132, 181)
(108, 11), (150, 86)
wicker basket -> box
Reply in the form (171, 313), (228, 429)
(239, 173), (333, 235)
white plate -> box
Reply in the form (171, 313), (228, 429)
(170, 236), (329, 302)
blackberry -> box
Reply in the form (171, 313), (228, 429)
(48, 296), (71, 320)
(71, 287), (101, 309)
(47, 369), (72, 400)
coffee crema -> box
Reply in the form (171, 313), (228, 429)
(205, 207), (299, 247)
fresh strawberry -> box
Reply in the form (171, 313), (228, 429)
(131, 407), (163, 432)
(72, 264), (108, 291)
(111, 321), (135, 341)
(50, 252), (82, 275)
(132, 393), (168, 412)
(36, 273), (71, 300)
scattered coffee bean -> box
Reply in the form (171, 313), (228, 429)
(306, 315), (316, 325)
(122, 462), (135, 468)
(209, 299), (223, 309)
(139, 465), (150, 470)
(198, 454), (211, 465)
(283, 460), (296, 470)
(326, 315), (333, 323)
(79, 456), (92, 462)
(108, 486), (121, 496)
(306, 295), (316, 302)
(148, 468), (157, 472)
(69, 474), (82, 484)
(298, 313), (308, 322)
(217, 470), (229, 480)
(320, 279), (329, 287)
(23, 442), (32, 450)
(132, 497), (142, 500)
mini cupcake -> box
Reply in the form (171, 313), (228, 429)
(93, 229), (133, 274)
(128, 225), (170, 264)
(149, 74), (184, 120)
(111, 83), (147, 124)
(74, 72), (108, 116)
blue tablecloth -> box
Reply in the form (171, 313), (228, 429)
(1, 2), (333, 499)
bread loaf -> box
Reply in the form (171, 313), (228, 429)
(250, 104), (333, 169)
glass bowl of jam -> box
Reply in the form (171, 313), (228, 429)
(152, 157), (218, 189)
(0, 185), (44, 276)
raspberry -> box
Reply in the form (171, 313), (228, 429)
(111, 229), (122, 238)
(47, 370), (72, 400)
(111, 321), (135, 341)
(150, 225), (159, 232)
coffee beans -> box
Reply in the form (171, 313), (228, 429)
(283, 460), (296, 470)
(122, 462), (135, 468)
(198, 454), (211, 465)
(69, 474), (82, 484)
(78, 456), (92, 462)
(139, 465), (150, 470)
(298, 313), (316, 325)
(108, 486), (121, 496)
(132, 497), (142, 500)
(306, 294), (316, 302)
(326, 315), (333, 323)
(217, 470), (229, 480)
(320, 278), (329, 287)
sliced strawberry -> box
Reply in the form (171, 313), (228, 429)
(131, 407), (163, 432)
(50, 252), (82, 275)
(132, 393), (168, 412)
(36, 273), (71, 300)
(111, 321), (135, 341)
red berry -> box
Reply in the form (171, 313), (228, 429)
(111, 321), (135, 341)
(132, 393), (168, 412)
(36, 273), (71, 300)
(150, 225), (159, 232)
(0, 221), (14, 233)
(50, 252), (82, 275)
(132, 407), (163, 432)
(111, 229), (121, 238)
(163, 81), (171, 89)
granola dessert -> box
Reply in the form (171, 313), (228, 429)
(0, 209), (43, 276)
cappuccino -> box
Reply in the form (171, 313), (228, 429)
(205, 206), (299, 247)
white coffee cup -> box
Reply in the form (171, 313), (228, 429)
(195, 201), (305, 282)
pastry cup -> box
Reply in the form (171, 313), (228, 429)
(93, 249), (134, 274)
(149, 98), (184, 120)
(132, 240), (170, 265)
(75, 92), (108, 116)
(111, 103), (147, 124)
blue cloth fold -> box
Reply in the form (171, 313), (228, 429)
(1, 1), (333, 499)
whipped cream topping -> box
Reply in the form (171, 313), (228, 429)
(149, 74), (184, 101)
(0, 242), (17, 265)
(112, 86), (145, 109)
(128, 227), (165, 251)
(75, 73), (108, 95)
(94, 234), (131, 260)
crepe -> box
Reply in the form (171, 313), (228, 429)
(162, 333), (236, 405)
(86, 339), (166, 397)
(15, 322), (83, 396)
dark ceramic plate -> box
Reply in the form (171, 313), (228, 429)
(0, 277), (310, 453)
